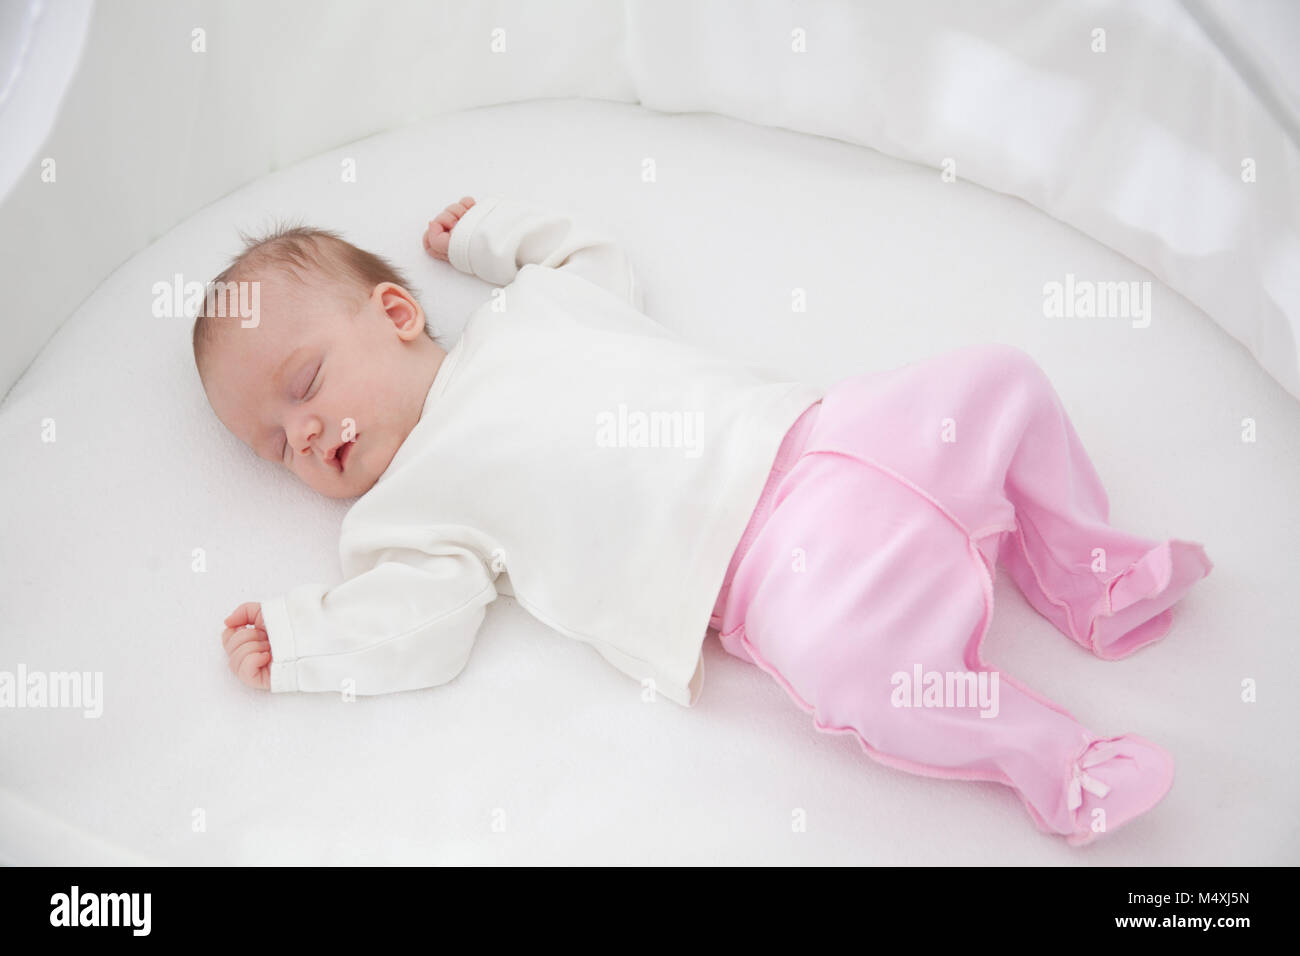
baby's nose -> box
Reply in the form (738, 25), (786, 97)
(293, 422), (322, 458)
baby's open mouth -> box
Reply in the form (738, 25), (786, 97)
(336, 436), (357, 472)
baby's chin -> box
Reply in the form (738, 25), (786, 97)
(315, 477), (376, 500)
(314, 463), (381, 500)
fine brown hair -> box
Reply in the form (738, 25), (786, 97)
(192, 224), (430, 379)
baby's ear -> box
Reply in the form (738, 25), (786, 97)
(374, 282), (424, 339)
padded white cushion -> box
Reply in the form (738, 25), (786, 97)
(628, 0), (1300, 400)
(2, 99), (1296, 864)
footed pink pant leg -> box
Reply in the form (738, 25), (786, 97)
(808, 344), (1214, 660)
(711, 345), (1211, 843)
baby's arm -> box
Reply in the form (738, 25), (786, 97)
(422, 194), (643, 310)
(216, 548), (497, 696)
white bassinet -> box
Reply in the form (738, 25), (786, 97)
(1, 0), (1296, 865)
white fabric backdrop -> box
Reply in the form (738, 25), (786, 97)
(0, 0), (93, 206)
(3, 0), (1298, 401)
(625, 0), (1300, 400)
(0, 0), (635, 397)
(1, 0), (1297, 400)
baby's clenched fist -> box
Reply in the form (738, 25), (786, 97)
(222, 601), (271, 691)
(422, 196), (476, 261)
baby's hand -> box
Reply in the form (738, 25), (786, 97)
(422, 197), (476, 261)
(222, 602), (271, 691)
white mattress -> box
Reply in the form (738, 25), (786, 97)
(2, 98), (1297, 865)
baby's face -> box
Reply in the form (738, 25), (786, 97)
(201, 271), (443, 499)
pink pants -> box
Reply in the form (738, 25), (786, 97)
(709, 345), (1212, 843)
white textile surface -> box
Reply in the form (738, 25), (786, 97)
(1, 99), (1296, 864)
(627, 0), (1300, 399)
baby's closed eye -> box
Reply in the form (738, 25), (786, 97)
(294, 361), (321, 399)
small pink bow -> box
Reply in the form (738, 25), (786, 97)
(1066, 740), (1121, 810)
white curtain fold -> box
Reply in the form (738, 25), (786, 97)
(0, 0), (94, 205)
(1, 0), (1297, 400)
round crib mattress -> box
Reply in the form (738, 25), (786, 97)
(2, 98), (1296, 864)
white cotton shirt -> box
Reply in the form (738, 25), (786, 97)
(259, 195), (824, 706)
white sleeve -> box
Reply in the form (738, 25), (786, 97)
(258, 547), (497, 696)
(446, 194), (644, 310)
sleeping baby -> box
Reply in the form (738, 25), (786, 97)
(195, 195), (1212, 846)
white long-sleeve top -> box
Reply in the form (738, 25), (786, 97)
(259, 195), (824, 706)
